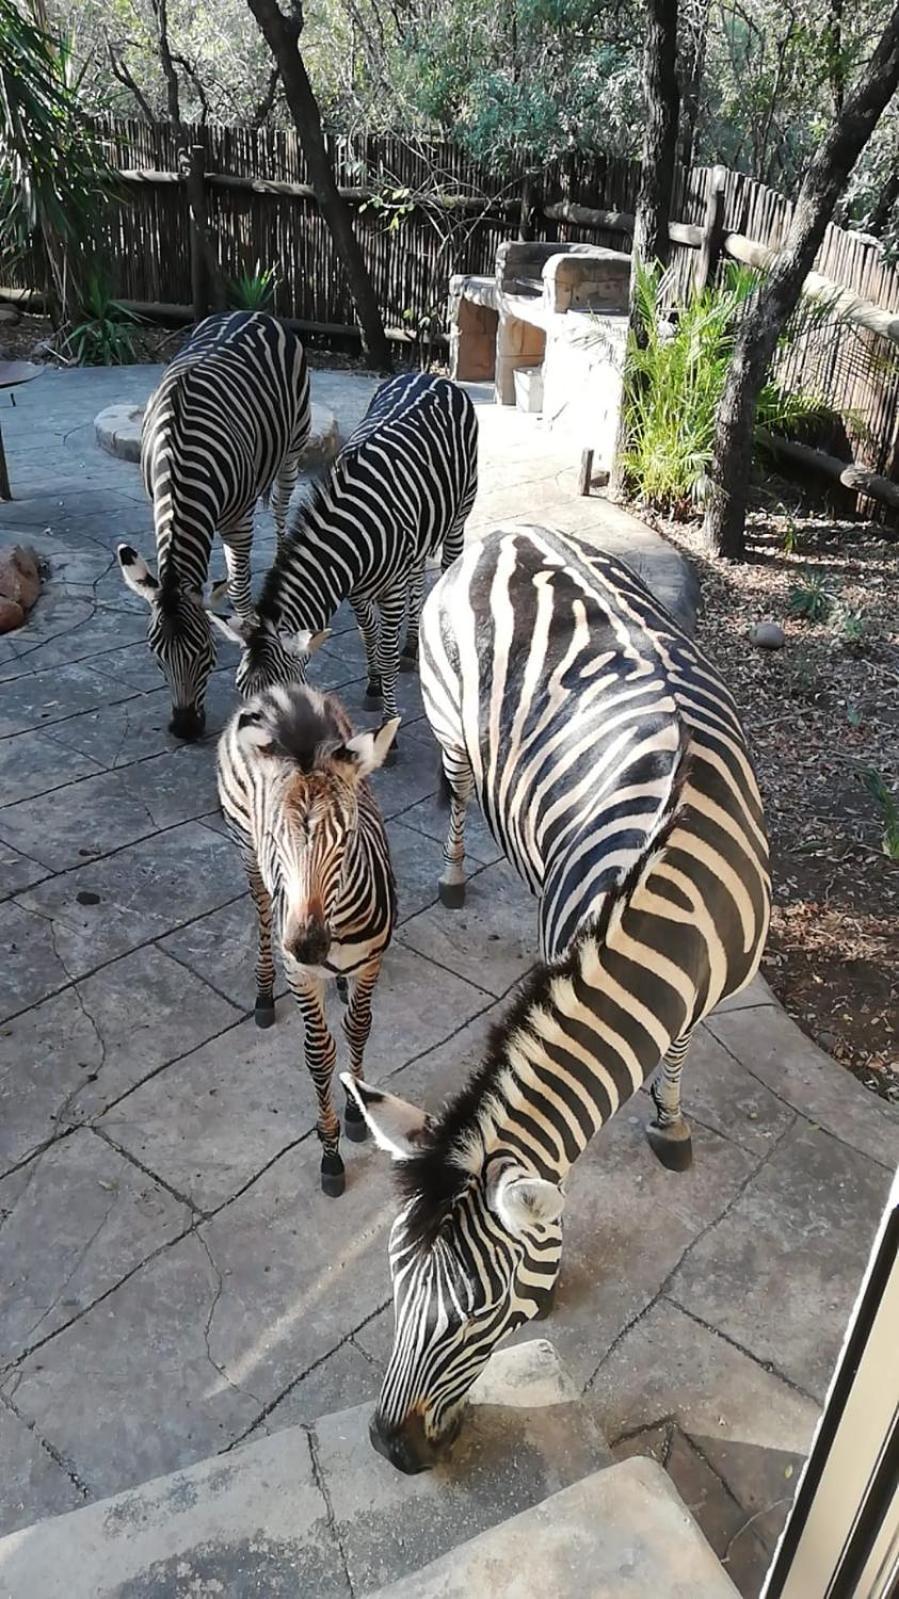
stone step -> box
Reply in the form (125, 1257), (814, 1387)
(366, 1456), (741, 1599)
(0, 1339), (611, 1598)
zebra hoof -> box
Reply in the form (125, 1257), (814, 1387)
(399, 651), (418, 674)
(344, 1099), (368, 1142)
(320, 1153), (346, 1198)
(336, 975), (349, 1005)
(438, 879), (466, 910)
(363, 679), (383, 710)
(255, 996), (276, 1029)
(646, 1117), (693, 1172)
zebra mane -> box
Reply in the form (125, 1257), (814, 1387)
(395, 727), (693, 1250)
(238, 685), (351, 771)
(256, 453), (360, 631)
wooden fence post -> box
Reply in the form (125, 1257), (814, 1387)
(694, 164), (727, 296)
(183, 144), (209, 321)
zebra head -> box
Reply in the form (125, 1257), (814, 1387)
(339, 1076), (565, 1474)
(235, 689), (398, 966)
(117, 545), (214, 741)
(208, 612), (330, 700)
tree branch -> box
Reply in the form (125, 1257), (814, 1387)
(250, 61), (281, 126)
(106, 40), (158, 124)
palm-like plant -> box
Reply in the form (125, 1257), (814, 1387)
(0, 0), (115, 322)
(618, 262), (836, 515)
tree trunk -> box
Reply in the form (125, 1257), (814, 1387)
(703, 0), (899, 558)
(869, 164), (899, 237)
(611, 0), (680, 495)
(244, 0), (392, 371)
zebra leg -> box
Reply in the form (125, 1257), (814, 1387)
(245, 857), (276, 1028)
(401, 559), (425, 673)
(439, 748), (474, 910)
(352, 595), (383, 709)
(375, 587), (405, 763)
(288, 968), (345, 1196)
(223, 520), (255, 621)
(271, 459), (300, 553)
(646, 1030), (694, 1172)
(342, 957), (381, 1142)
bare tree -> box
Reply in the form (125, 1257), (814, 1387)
(245, 0), (392, 370)
(703, 2), (899, 557)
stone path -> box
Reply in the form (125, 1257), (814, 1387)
(0, 365), (895, 1597)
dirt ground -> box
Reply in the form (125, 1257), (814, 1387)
(0, 309), (402, 373)
(661, 487), (899, 1103)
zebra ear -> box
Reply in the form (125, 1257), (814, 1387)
(117, 544), (159, 604)
(335, 718), (400, 778)
(340, 1074), (433, 1159)
(208, 610), (254, 648)
(486, 1166), (565, 1237)
(280, 628), (331, 660)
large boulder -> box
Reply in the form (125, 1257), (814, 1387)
(0, 544), (41, 612)
(0, 597), (25, 633)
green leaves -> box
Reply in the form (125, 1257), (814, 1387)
(63, 271), (139, 365)
(617, 261), (833, 515)
(227, 261), (278, 311)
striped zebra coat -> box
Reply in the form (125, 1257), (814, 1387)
(210, 372), (478, 737)
(118, 312), (310, 740)
(217, 682), (398, 1196)
(345, 523), (771, 1472)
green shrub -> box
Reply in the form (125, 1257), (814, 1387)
(864, 770), (899, 861)
(64, 273), (139, 365)
(618, 262), (830, 516)
(227, 262), (277, 312)
(787, 574), (834, 622)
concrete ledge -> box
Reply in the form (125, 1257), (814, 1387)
(0, 1340), (610, 1599)
(94, 400), (342, 468)
(367, 1456), (741, 1598)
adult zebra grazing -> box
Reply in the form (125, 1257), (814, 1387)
(218, 681), (398, 1196)
(343, 524), (770, 1472)
(209, 372), (478, 741)
(117, 311), (311, 740)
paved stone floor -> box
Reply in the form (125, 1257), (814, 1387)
(0, 365), (896, 1597)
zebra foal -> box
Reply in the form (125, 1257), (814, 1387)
(343, 523), (771, 1472)
(217, 682), (398, 1196)
(118, 311), (311, 740)
(209, 372), (478, 744)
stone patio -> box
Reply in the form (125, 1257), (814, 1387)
(0, 364), (896, 1597)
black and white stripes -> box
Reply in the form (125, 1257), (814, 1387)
(218, 372), (478, 730)
(346, 523), (771, 1472)
(217, 681), (398, 1197)
(118, 311), (310, 739)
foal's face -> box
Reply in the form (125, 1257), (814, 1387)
(277, 768), (359, 966)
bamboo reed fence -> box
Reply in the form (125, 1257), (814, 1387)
(5, 116), (899, 505)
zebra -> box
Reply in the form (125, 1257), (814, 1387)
(217, 679), (398, 1197)
(208, 372), (478, 745)
(117, 311), (311, 741)
(342, 523), (771, 1472)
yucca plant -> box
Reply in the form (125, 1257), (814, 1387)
(227, 262), (277, 312)
(617, 262), (833, 516)
(64, 273), (140, 365)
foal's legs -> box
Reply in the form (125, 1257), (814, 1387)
(646, 1029), (694, 1171)
(341, 956), (381, 1142)
(285, 966), (344, 1196)
(240, 847), (276, 1029)
(438, 744), (475, 910)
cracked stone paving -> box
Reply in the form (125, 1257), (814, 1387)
(0, 364), (896, 1597)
